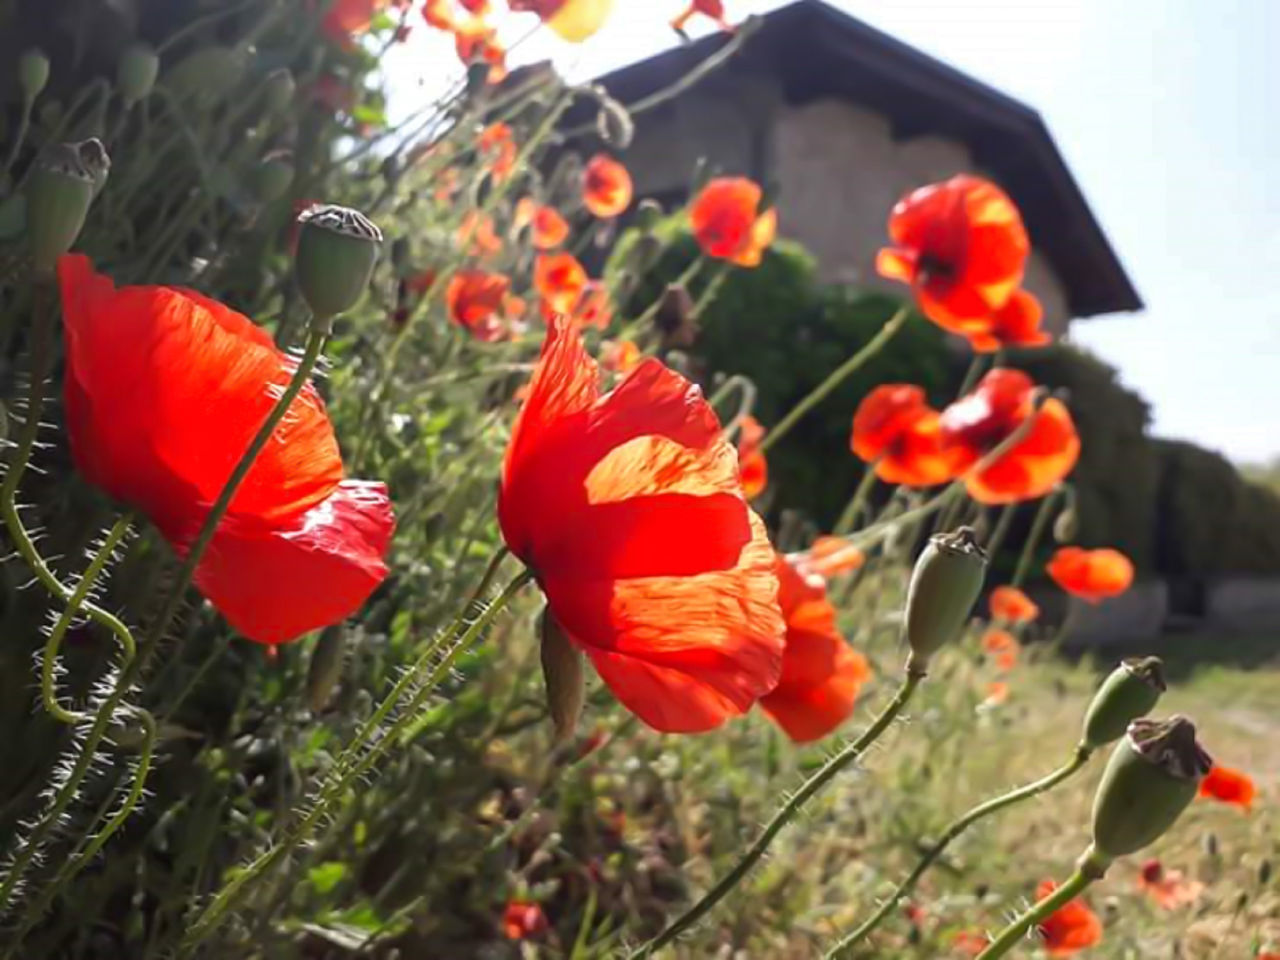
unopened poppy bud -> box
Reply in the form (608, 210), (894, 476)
(902, 526), (987, 675)
(295, 203), (382, 324)
(262, 68), (296, 114)
(251, 152), (295, 204)
(1086, 716), (1212, 873)
(595, 94), (634, 149)
(117, 43), (159, 105)
(633, 232), (663, 273)
(636, 198), (663, 232)
(26, 138), (109, 274)
(1081, 656), (1166, 750)
(306, 625), (346, 713)
(18, 48), (50, 102)
(539, 608), (584, 746)
(1054, 505), (1079, 543)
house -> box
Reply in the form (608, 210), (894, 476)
(571, 0), (1142, 335)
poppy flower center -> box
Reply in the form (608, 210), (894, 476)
(917, 252), (957, 286)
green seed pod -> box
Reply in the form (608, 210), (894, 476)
(262, 68), (296, 114)
(306, 625), (346, 713)
(117, 43), (160, 105)
(1081, 656), (1166, 750)
(294, 203), (382, 323)
(539, 608), (585, 746)
(0, 192), (27, 241)
(18, 48), (50, 102)
(635, 198), (664, 232)
(1088, 716), (1212, 867)
(902, 526), (988, 675)
(250, 152), (295, 205)
(26, 139), (109, 275)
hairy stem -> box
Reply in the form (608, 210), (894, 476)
(628, 671), (925, 959)
(976, 870), (1094, 959)
(825, 746), (1091, 956)
(760, 305), (909, 455)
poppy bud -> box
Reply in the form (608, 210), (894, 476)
(26, 139), (109, 275)
(1080, 656), (1166, 750)
(636, 198), (663, 232)
(117, 43), (159, 105)
(595, 94), (634, 149)
(1054, 505), (1079, 543)
(654, 282), (697, 347)
(251, 152), (295, 204)
(18, 48), (50, 102)
(262, 68), (296, 114)
(539, 608), (585, 746)
(294, 203), (382, 323)
(1086, 716), (1212, 872)
(306, 625), (346, 713)
(902, 526), (987, 675)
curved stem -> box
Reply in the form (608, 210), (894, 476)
(976, 870), (1094, 959)
(760, 306), (909, 455)
(41, 515), (135, 724)
(834, 466), (879, 536)
(628, 671), (925, 959)
(1011, 489), (1060, 588)
(825, 746), (1091, 956)
(180, 569), (534, 952)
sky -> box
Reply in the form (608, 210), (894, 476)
(387, 0), (1280, 464)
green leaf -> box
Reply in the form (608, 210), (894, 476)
(308, 861), (348, 896)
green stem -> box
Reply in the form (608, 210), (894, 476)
(617, 255), (704, 343)
(180, 569), (534, 952)
(834, 467), (879, 536)
(0, 97), (34, 184)
(628, 671), (925, 959)
(825, 746), (1091, 956)
(976, 870), (1094, 960)
(985, 504), (1017, 560)
(1011, 489), (1060, 588)
(956, 352), (988, 397)
(40, 515), (135, 724)
(760, 305), (909, 455)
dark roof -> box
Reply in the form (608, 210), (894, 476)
(584, 0), (1141, 317)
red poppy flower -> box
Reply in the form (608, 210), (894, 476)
(455, 23), (507, 83)
(515, 198), (570, 250)
(1136, 859), (1204, 910)
(1198, 765), (1256, 810)
(876, 175), (1031, 336)
(497, 315), (785, 733)
(422, 0), (457, 30)
(689, 177), (777, 267)
(534, 252), (588, 315)
(583, 154), (633, 218)
(795, 536), (865, 579)
(458, 211), (502, 259)
(981, 628), (1020, 672)
(983, 680), (1010, 706)
(502, 900), (548, 940)
(939, 369), (1080, 505)
(572, 280), (613, 330)
(601, 339), (641, 374)
(58, 255), (394, 645)
(759, 553), (871, 742)
(735, 414), (768, 500)
(320, 0), (389, 42)
(1035, 879), (1102, 955)
(965, 289), (1052, 353)
(672, 0), (733, 34)
(1046, 547), (1134, 603)
(851, 384), (964, 487)
(459, 0), (489, 12)
(507, 0), (612, 41)
(989, 585), (1039, 624)
(446, 269), (511, 341)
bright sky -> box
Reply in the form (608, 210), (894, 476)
(387, 0), (1280, 463)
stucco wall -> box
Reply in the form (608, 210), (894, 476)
(1206, 577), (1280, 632)
(772, 98), (1072, 334)
(1061, 582), (1170, 646)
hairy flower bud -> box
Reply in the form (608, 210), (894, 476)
(251, 152), (295, 204)
(636, 198), (663, 232)
(595, 93), (634, 149)
(262, 68), (296, 114)
(26, 139), (109, 274)
(18, 48), (50, 102)
(540, 608), (585, 746)
(1086, 716), (1212, 872)
(654, 282), (697, 348)
(902, 526), (987, 675)
(117, 43), (160, 105)
(295, 203), (382, 323)
(1081, 657), (1166, 750)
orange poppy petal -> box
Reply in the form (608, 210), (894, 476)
(1047, 547), (1134, 603)
(990, 585), (1040, 624)
(1199, 765), (1256, 810)
(583, 154), (633, 218)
